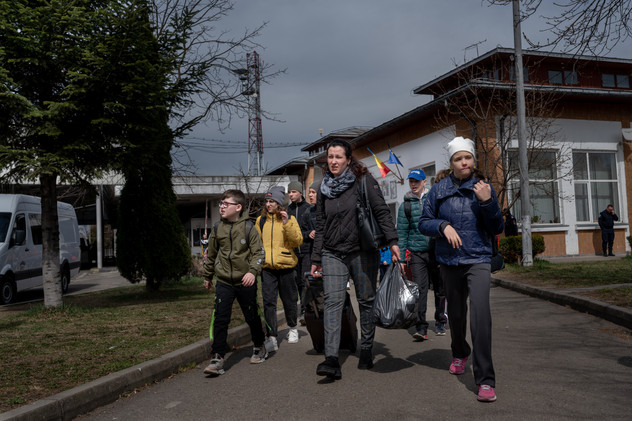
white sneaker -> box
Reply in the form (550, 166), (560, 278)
(203, 353), (225, 375)
(287, 328), (299, 344)
(250, 347), (268, 364)
(264, 336), (278, 353)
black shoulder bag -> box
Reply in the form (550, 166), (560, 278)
(356, 175), (386, 250)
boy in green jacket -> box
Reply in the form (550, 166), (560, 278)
(202, 189), (266, 376)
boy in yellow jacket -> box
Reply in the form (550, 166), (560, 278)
(256, 186), (303, 352)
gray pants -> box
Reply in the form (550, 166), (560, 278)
(321, 249), (379, 358)
(441, 263), (495, 387)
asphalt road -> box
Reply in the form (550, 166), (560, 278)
(79, 284), (632, 421)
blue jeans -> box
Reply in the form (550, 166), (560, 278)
(321, 249), (379, 358)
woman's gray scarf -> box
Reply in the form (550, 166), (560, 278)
(320, 168), (356, 198)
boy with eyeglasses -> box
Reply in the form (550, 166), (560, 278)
(202, 189), (266, 376)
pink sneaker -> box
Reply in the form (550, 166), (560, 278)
(477, 385), (497, 402)
(449, 357), (468, 375)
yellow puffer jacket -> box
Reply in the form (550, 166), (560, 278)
(256, 212), (303, 270)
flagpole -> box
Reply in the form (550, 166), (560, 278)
(385, 143), (405, 184)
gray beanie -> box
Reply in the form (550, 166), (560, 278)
(265, 186), (286, 206)
(288, 181), (303, 195)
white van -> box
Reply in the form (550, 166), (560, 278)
(0, 194), (81, 304)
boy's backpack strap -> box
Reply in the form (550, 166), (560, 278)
(245, 220), (254, 243)
(212, 221), (220, 249)
(404, 200), (412, 224)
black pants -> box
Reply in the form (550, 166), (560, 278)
(441, 263), (495, 387)
(295, 254), (311, 314)
(210, 281), (265, 357)
(262, 267), (298, 336)
(601, 230), (615, 254)
(410, 251), (447, 332)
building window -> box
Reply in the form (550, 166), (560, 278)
(602, 73), (630, 88)
(483, 68), (501, 81)
(548, 69), (578, 85)
(508, 151), (560, 224)
(29, 213), (42, 245)
(421, 164), (436, 187)
(573, 152), (619, 222)
(509, 66), (530, 83)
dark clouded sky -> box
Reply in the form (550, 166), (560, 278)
(172, 0), (630, 176)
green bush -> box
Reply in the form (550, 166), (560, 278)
(627, 235), (632, 250)
(499, 235), (546, 263)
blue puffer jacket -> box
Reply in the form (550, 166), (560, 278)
(418, 175), (504, 266)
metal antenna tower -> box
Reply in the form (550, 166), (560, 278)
(244, 51), (263, 176)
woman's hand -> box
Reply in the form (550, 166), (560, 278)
(473, 180), (491, 202)
(390, 244), (401, 262)
(443, 225), (462, 249)
(311, 264), (323, 278)
(309, 229), (316, 239)
(280, 210), (289, 224)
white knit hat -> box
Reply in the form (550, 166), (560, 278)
(446, 136), (476, 160)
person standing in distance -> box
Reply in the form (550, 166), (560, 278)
(598, 204), (619, 256)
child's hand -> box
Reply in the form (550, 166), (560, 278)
(473, 180), (491, 202)
(242, 273), (255, 287)
(444, 225), (462, 249)
(203, 279), (213, 290)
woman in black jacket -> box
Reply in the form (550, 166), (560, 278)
(311, 139), (400, 380)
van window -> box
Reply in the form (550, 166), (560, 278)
(59, 217), (77, 243)
(29, 213), (43, 245)
(0, 213), (11, 243)
(13, 214), (27, 246)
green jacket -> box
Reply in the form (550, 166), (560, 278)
(397, 190), (430, 253)
(203, 213), (264, 286)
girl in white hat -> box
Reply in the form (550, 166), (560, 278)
(419, 136), (504, 402)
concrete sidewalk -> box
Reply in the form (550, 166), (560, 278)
(1, 258), (631, 420)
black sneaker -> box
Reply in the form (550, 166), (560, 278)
(413, 330), (428, 341)
(358, 348), (374, 369)
(317, 356), (342, 379)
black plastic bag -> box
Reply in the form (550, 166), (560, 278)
(371, 262), (419, 329)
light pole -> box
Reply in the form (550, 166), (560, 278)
(513, 0), (533, 266)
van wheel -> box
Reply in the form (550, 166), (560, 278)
(1, 276), (16, 305)
(61, 269), (70, 294)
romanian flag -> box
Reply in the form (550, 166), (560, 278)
(368, 148), (391, 178)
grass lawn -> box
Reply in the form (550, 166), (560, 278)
(496, 255), (632, 309)
(0, 277), (246, 413)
